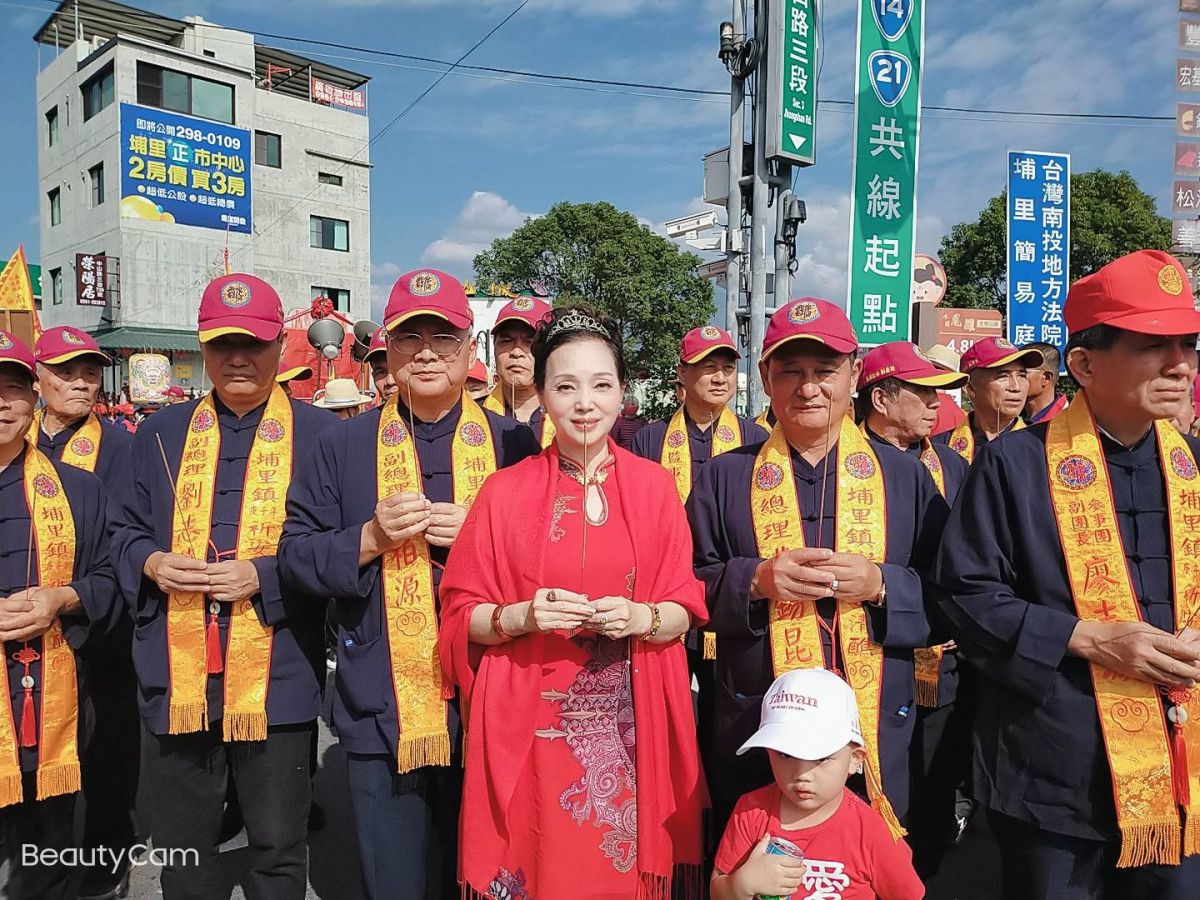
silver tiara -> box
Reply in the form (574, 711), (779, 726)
(545, 308), (610, 341)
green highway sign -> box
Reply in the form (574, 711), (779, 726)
(766, 0), (818, 167)
(847, 0), (924, 345)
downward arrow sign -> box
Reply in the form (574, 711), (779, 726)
(790, 135), (806, 149)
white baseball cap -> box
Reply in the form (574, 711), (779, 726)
(737, 669), (864, 761)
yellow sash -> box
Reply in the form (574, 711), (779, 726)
(947, 414), (1025, 462)
(859, 423), (947, 706)
(0, 450), (80, 807)
(1047, 394), (1200, 866)
(168, 388), (291, 740)
(661, 406), (742, 504)
(378, 393), (496, 772)
(30, 411), (103, 474)
(482, 383), (555, 448)
(755, 410), (772, 430)
(750, 420), (903, 838)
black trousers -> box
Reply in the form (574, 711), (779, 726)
(0, 774), (76, 900)
(907, 696), (972, 879)
(148, 721), (314, 900)
(990, 810), (1200, 900)
(80, 650), (141, 861)
(344, 753), (461, 900)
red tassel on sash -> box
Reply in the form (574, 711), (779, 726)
(19, 690), (36, 748)
(206, 612), (223, 674)
(1173, 722), (1191, 809)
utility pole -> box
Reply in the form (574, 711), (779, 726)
(747, 0), (771, 416)
(722, 2), (746, 342)
(774, 178), (793, 313)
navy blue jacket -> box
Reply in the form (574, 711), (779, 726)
(932, 423), (1190, 840)
(1, 446), (118, 772)
(109, 395), (339, 735)
(686, 438), (948, 818)
(35, 415), (131, 491)
(865, 425), (970, 708)
(630, 410), (768, 480)
(277, 398), (539, 760)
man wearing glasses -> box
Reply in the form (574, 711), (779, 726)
(279, 268), (538, 899)
(936, 337), (1044, 463)
(109, 274), (339, 899)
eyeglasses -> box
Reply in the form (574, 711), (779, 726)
(388, 332), (465, 359)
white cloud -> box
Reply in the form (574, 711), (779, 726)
(369, 261), (402, 321)
(789, 193), (852, 303)
(420, 191), (539, 277)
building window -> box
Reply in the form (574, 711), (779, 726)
(81, 65), (114, 121)
(46, 107), (59, 147)
(50, 268), (63, 305)
(310, 216), (349, 252)
(136, 63), (234, 124)
(255, 131), (281, 168)
(311, 286), (350, 310)
(89, 163), (105, 207)
(318, 172), (343, 186)
(48, 188), (61, 227)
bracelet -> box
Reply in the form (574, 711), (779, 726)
(867, 571), (887, 608)
(642, 603), (661, 641)
(491, 604), (514, 642)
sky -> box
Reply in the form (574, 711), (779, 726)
(0, 0), (1179, 322)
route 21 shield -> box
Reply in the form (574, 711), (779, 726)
(871, 0), (914, 42)
(868, 50), (912, 108)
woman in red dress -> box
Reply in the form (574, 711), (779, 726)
(440, 305), (708, 900)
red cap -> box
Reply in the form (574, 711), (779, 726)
(276, 363), (313, 384)
(858, 342), (968, 391)
(680, 325), (740, 363)
(35, 326), (110, 366)
(165, 386), (185, 399)
(1065, 249), (1200, 335)
(117, 403), (134, 415)
(384, 269), (472, 331)
(198, 274), (284, 343)
(467, 360), (489, 384)
(763, 298), (858, 360)
(0, 331), (35, 374)
(494, 296), (552, 333)
(960, 337), (1044, 374)
(364, 326), (388, 361)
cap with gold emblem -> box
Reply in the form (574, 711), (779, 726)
(1065, 249), (1200, 335)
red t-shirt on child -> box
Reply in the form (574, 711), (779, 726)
(715, 785), (924, 900)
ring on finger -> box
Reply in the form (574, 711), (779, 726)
(600, 612), (609, 625)
(547, 590), (558, 604)
(831, 579), (840, 592)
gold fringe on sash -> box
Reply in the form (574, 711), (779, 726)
(36, 762), (81, 801)
(169, 702), (207, 736)
(224, 711), (269, 743)
(913, 647), (943, 709)
(0, 773), (21, 808)
(398, 733), (452, 773)
(702, 631), (717, 661)
(1115, 820), (1181, 869)
(864, 760), (906, 841)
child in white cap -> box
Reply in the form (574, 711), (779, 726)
(710, 669), (923, 900)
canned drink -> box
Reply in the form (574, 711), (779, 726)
(758, 836), (804, 900)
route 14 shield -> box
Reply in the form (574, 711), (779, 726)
(868, 51), (912, 108)
(871, 0), (913, 42)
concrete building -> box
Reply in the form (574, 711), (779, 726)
(33, 0), (372, 390)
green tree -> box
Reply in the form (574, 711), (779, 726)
(474, 201), (715, 417)
(939, 169), (1172, 311)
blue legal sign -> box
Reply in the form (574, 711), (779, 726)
(119, 103), (252, 234)
(1007, 150), (1070, 366)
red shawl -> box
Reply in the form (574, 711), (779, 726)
(439, 440), (709, 898)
